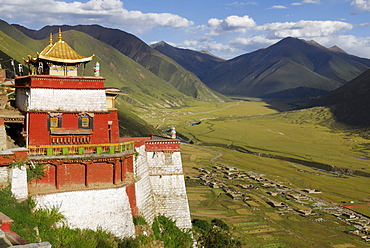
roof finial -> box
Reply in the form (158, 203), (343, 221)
(49, 33), (53, 45)
(58, 28), (62, 41)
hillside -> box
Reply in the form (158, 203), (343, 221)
(201, 37), (370, 98)
(151, 41), (225, 79)
(309, 68), (370, 127)
(13, 23), (228, 102)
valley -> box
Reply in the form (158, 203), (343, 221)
(139, 99), (370, 247)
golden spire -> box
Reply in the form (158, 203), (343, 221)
(49, 33), (53, 45)
(58, 28), (62, 41)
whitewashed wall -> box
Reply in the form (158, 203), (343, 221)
(147, 151), (192, 230)
(34, 187), (135, 238)
(10, 166), (28, 200)
(27, 89), (107, 112)
(134, 145), (156, 224)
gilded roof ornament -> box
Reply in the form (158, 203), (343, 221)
(24, 29), (94, 64)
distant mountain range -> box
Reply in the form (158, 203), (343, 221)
(152, 38), (370, 99)
(1, 19), (370, 130)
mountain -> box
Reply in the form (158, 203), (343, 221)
(13, 23), (228, 102)
(309, 68), (370, 127)
(201, 37), (370, 98)
(151, 41), (225, 79)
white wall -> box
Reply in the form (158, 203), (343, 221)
(147, 151), (192, 230)
(10, 166), (28, 200)
(134, 145), (156, 224)
(34, 187), (135, 238)
(28, 88), (107, 112)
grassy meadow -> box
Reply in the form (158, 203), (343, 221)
(139, 99), (370, 247)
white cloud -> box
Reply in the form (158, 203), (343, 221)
(226, 1), (258, 6)
(351, 0), (370, 11)
(291, 0), (321, 6)
(256, 20), (353, 38)
(268, 5), (288, 9)
(208, 15), (256, 35)
(0, 0), (193, 29)
(302, 0), (321, 3)
(230, 36), (278, 51)
(314, 35), (370, 58)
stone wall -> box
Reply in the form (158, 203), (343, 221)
(134, 145), (156, 224)
(26, 140), (192, 238)
(147, 151), (192, 230)
(34, 187), (135, 238)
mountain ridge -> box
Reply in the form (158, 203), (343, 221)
(185, 37), (370, 99)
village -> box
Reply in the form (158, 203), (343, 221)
(187, 163), (370, 243)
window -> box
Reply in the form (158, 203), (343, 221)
(78, 115), (93, 129)
(48, 116), (62, 129)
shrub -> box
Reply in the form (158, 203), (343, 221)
(211, 218), (229, 231)
(152, 215), (192, 248)
(133, 216), (147, 226)
(192, 219), (211, 232)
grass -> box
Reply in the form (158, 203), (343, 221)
(138, 98), (370, 247)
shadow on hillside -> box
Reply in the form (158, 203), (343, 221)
(260, 98), (312, 112)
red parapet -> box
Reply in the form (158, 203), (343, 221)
(15, 75), (105, 89)
(145, 139), (181, 152)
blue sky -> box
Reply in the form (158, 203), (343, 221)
(0, 0), (370, 59)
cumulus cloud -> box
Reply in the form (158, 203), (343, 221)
(256, 20), (353, 38)
(208, 15), (256, 35)
(0, 0), (193, 29)
(314, 35), (370, 58)
(351, 0), (370, 11)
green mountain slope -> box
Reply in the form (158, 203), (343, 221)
(14, 24), (229, 102)
(150, 41), (225, 79)
(202, 37), (370, 98)
(309, 69), (370, 127)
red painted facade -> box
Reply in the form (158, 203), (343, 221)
(27, 110), (120, 145)
(29, 154), (135, 194)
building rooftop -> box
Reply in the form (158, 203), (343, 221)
(24, 29), (94, 65)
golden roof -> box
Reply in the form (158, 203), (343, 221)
(27, 29), (94, 64)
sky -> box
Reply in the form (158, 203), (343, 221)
(0, 0), (370, 59)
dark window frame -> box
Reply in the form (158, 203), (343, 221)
(48, 116), (62, 129)
(78, 115), (93, 129)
